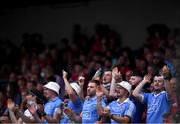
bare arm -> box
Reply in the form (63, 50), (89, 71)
(109, 67), (122, 97)
(96, 86), (105, 115)
(132, 74), (151, 102)
(110, 114), (130, 123)
(9, 110), (18, 123)
(100, 84), (109, 97)
(161, 65), (173, 98)
(7, 99), (18, 123)
(63, 70), (78, 102)
(78, 76), (85, 100)
(15, 109), (36, 123)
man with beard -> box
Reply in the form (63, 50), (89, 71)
(64, 79), (106, 123)
(133, 66), (172, 123)
(96, 81), (136, 123)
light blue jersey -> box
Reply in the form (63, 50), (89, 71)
(82, 96), (106, 124)
(44, 97), (62, 117)
(142, 91), (170, 123)
(60, 96), (83, 124)
(67, 96), (83, 114)
(108, 98), (136, 124)
(44, 97), (62, 124)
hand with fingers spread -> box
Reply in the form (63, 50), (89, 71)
(160, 65), (171, 79)
(143, 74), (152, 83)
(112, 67), (122, 82)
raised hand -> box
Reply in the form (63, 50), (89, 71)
(62, 70), (68, 79)
(78, 76), (85, 87)
(160, 65), (170, 78)
(143, 74), (152, 83)
(7, 99), (15, 111)
(96, 86), (104, 98)
(112, 67), (122, 82)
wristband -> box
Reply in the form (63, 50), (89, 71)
(41, 111), (46, 117)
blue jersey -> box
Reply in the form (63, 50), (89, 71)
(67, 96), (83, 114)
(44, 97), (62, 124)
(82, 96), (106, 124)
(142, 91), (170, 123)
(108, 98), (136, 124)
(60, 96), (83, 124)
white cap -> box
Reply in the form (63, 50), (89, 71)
(117, 81), (132, 94)
(70, 82), (81, 95)
(44, 81), (60, 95)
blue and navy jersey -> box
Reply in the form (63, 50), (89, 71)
(141, 91), (170, 123)
(108, 98), (136, 124)
(82, 96), (106, 124)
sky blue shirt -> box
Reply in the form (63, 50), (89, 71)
(107, 98), (136, 124)
(67, 96), (83, 114)
(60, 96), (83, 124)
(141, 91), (170, 123)
(82, 96), (106, 124)
(44, 96), (62, 124)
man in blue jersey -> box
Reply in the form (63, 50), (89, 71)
(60, 70), (83, 123)
(96, 81), (136, 123)
(133, 65), (172, 123)
(63, 79), (106, 123)
(29, 81), (62, 123)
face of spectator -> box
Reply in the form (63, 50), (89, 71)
(115, 85), (128, 98)
(125, 70), (133, 81)
(145, 53), (153, 64)
(87, 82), (97, 97)
(36, 83), (44, 92)
(9, 72), (17, 82)
(129, 76), (142, 86)
(6, 85), (11, 97)
(26, 82), (34, 90)
(118, 56), (126, 66)
(147, 66), (155, 76)
(153, 76), (164, 92)
(170, 77), (177, 92)
(43, 88), (54, 100)
(102, 71), (112, 84)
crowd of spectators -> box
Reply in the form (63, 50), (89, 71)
(0, 23), (179, 123)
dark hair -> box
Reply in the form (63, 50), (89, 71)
(89, 79), (100, 86)
(29, 88), (47, 104)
